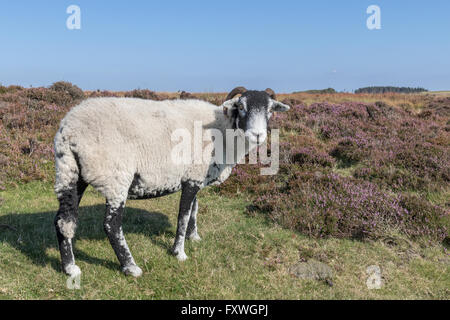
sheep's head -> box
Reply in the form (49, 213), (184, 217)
(222, 87), (290, 145)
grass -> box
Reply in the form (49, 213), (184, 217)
(0, 85), (448, 299)
(0, 182), (448, 299)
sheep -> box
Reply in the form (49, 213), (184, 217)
(53, 87), (290, 277)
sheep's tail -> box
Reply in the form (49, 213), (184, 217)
(54, 127), (80, 198)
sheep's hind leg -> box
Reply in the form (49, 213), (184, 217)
(104, 200), (142, 277)
(186, 197), (201, 241)
(172, 182), (200, 261)
(54, 180), (87, 277)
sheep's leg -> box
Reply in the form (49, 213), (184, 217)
(104, 200), (142, 277)
(186, 197), (201, 241)
(172, 182), (200, 261)
(76, 180), (88, 206)
(54, 180), (87, 277)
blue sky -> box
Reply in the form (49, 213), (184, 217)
(0, 0), (449, 92)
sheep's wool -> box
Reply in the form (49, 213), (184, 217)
(54, 97), (242, 203)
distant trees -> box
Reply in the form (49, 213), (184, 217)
(294, 88), (337, 94)
(355, 86), (428, 94)
(293, 87), (428, 94)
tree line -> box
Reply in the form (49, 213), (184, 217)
(293, 88), (337, 94)
(355, 86), (428, 94)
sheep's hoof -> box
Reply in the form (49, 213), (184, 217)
(175, 251), (188, 262)
(64, 264), (81, 277)
(122, 264), (143, 277)
(188, 233), (202, 242)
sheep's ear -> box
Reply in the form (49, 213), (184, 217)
(270, 100), (290, 112)
(222, 97), (240, 118)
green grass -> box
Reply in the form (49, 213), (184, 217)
(0, 182), (448, 299)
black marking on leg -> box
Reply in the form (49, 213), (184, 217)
(76, 179), (88, 206)
(173, 182), (200, 258)
(186, 196), (199, 239)
(54, 184), (80, 271)
(104, 201), (136, 269)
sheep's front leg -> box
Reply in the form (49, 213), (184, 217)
(186, 197), (201, 241)
(172, 183), (199, 261)
(104, 200), (142, 277)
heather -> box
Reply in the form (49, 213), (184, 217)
(0, 83), (84, 188)
(0, 84), (448, 242)
(0, 83), (164, 188)
(0, 85), (449, 299)
(250, 171), (447, 241)
(218, 99), (449, 242)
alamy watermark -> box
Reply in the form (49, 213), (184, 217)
(170, 122), (280, 176)
(66, 5), (81, 30)
(367, 5), (381, 30)
(366, 265), (383, 289)
(65, 5), (382, 31)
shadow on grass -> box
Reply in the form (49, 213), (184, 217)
(0, 204), (172, 272)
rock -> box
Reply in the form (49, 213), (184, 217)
(289, 259), (333, 281)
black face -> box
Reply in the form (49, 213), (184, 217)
(222, 89), (290, 145)
(233, 91), (271, 145)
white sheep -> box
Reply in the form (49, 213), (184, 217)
(53, 87), (290, 277)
